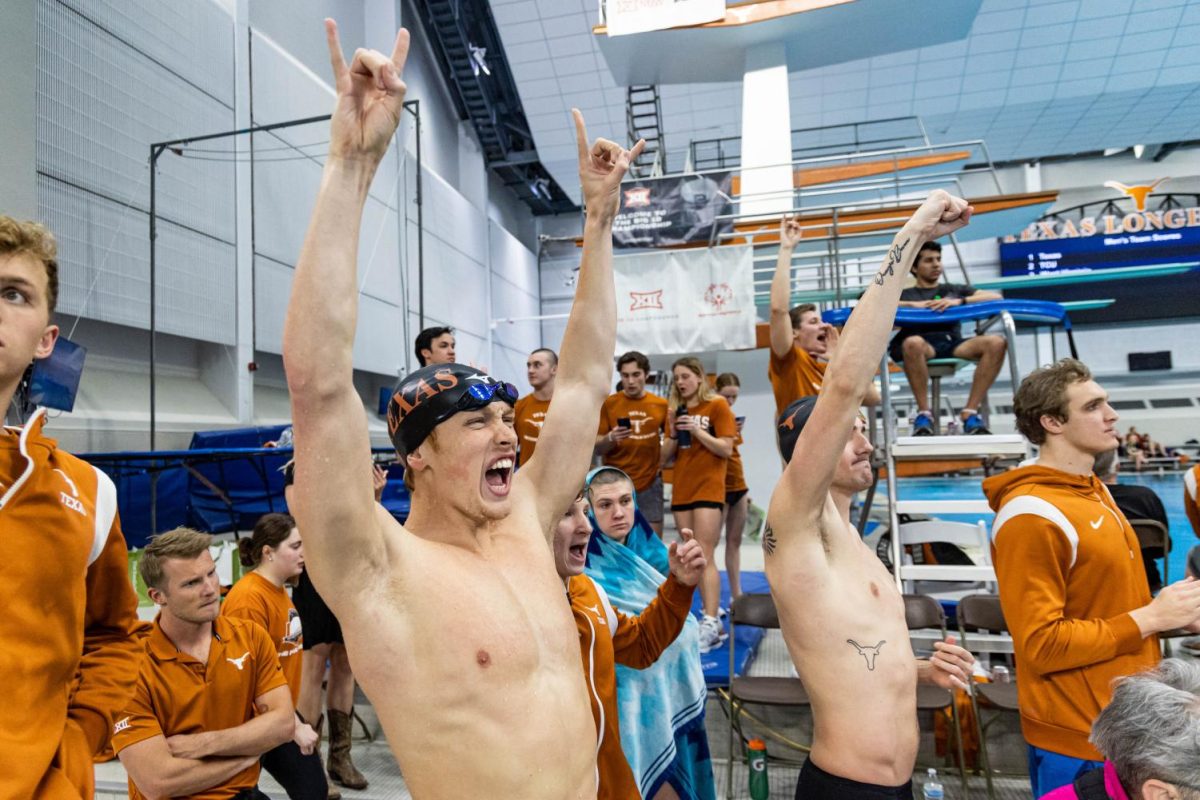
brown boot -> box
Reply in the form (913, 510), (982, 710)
(327, 709), (368, 790)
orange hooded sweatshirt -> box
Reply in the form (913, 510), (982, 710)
(0, 409), (144, 798)
(983, 464), (1160, 760)
(568, 573), (695, 800)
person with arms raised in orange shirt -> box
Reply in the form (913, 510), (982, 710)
(714, 373), (749, 602)
(514, 347), (557, 467)
(114, 528), (295, 800)
(768, 216), (881, 417)
(0, 216), (144, 799)
(985, 358), (1200, 796)
(664, 356), (736, 653)
(553, 490), (706, 799)
(223, 513), (326, 799)
(595, 350), (669, 535)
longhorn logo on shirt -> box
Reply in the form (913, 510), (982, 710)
(387, 368), (462, 434)
(624, 187), (652, 208)
(227, 652), (250, 671)
(629, 290), (664, 311)
(1104, 178), (1167, 212)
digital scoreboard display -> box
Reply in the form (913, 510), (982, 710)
(998, 207), (1200, 324)
(1000, 219), (1200, 277)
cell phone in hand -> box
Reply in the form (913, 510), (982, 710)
(617, 417), (631, 429)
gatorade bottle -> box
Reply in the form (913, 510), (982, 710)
(747, 738), (768, 800)
(922, 767), (944, 800)
(675, 404), (692, 449)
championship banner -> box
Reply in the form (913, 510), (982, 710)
(605, 0), (726, 36)
(614, 245), (755, 355)
(612, 172), (735, 249)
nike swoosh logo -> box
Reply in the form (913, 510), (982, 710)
(1090, 517), (1104, 529)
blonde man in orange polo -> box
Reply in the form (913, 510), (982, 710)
(114, 528), (295, 800)
(223, 513), (325, 799)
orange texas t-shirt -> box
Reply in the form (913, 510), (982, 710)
(670, 396), (736, 506)
(221, 571), (304, 705)
(514, 394), (551, 468)
(768, 344), (825, 417)
(597, 392), (669, 492)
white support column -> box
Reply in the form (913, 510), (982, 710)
(1023, 161), (1042, 193)
(230, 1), (255, 424)
(739, 44), (793, 219)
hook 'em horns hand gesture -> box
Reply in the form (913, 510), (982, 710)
(572, 108), (645, 223)
(324, 19), (410, 164)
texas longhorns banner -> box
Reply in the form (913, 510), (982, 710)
(605, 0), (725, 36)
(613, 245), (755, 355)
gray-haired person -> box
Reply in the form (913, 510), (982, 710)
(1041, 658), (1200, 799)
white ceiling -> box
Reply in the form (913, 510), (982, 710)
(490, 0), (1200, 205)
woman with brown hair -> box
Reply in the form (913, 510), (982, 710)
(223, 513), (327, 799)
(714, 372), (749, 603)
(665, 356), (736, 653)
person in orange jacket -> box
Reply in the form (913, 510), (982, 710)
(0, 216), (144, 798)
(985, 358), (1200, 797)
(552, 491), (706, 800)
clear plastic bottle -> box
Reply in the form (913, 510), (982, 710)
(922, 767), (944, 800)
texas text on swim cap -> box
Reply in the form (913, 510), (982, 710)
(386, 363), (515, 456)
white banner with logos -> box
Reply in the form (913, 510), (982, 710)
(605, 0), (726, 36)
(613, 245), (755, 355)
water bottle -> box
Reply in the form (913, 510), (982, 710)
(675, 404), (692, 449)
(747, 738), (769, 800)
(922, 767), (944, 800)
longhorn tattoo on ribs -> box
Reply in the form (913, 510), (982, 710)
(874, 238), (910, 286)
(847, 639), (886, 670)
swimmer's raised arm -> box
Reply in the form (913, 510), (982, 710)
(283, 20), (409, 599)
(774, 192), (972, 525)
(515, 110), (644, 538)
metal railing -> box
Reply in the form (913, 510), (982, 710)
(690, 115), (933, 172)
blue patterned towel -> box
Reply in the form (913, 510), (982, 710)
(585, 467), (716, 800)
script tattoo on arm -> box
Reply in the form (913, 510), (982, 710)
(873, 238), (911, 286)
(762, 525), (777, 556)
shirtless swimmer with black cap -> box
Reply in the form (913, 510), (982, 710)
(281, 19), (644, 800)
(767, 192), (978, 800)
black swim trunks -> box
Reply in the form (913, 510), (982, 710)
(794, 758), (913, 799)
(292, 568), (343, 647)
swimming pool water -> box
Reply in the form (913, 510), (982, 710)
(894, 473), (1195, 583)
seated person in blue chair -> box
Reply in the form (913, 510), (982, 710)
(889, 240), (1005, 435)
(585, 466), (717, 800)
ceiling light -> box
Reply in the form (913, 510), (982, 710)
(1133, 144), (1145, 159)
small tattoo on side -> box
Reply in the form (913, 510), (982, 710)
(762, 525), (777, 556)
(847, 639), (886, 670)
(874, 238), (910, 286)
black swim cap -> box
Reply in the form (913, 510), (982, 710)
(777, 396), (818, 463)
(386, 363), (518, 456)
